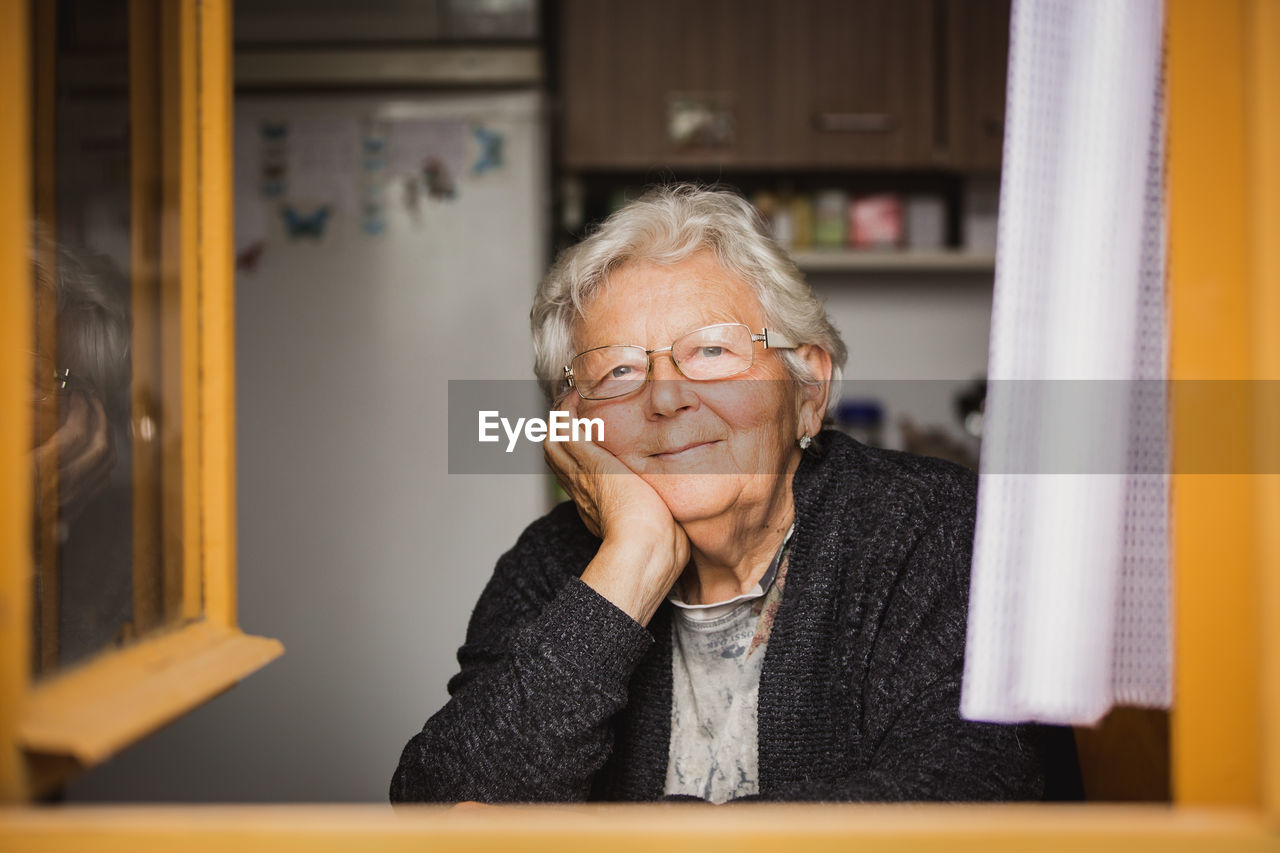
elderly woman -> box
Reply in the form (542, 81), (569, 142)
(391, 185), (1056, 804)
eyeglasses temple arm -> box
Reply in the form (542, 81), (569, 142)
(760, 329), (797, 349)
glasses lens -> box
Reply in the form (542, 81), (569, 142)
(573, 346), (648, 400)
(673, 324), (754, 380)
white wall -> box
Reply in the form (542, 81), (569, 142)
(813, 271), (994, 444)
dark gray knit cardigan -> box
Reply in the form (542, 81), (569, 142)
(391, 430), (1052, 803)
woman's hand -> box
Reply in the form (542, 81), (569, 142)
(32, 391), (116, 527)
(544, 396), (689, 625)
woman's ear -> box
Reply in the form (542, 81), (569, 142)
(794, 345), (833, 438)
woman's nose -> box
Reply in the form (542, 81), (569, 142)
(645, 353), (698, 417)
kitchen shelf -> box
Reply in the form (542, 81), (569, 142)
(790, 250), (996, 274)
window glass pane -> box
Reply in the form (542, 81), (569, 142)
(30, 0), (184, 677)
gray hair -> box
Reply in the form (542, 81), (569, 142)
(32, 226), (131, 428)
(531, 184), (847, 406)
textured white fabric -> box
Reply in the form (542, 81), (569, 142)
(961, 0), (1171, 725)
(663, 526), (792, 802)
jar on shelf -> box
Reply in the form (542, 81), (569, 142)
(813, 189), (848, 249)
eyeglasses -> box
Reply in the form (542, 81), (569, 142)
(32, 368), (87, 404)
(563, 323), (796, 401)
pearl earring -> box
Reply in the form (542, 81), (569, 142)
(798, 434), (812, 450)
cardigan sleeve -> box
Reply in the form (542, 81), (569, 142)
(389, 529), (654, 804)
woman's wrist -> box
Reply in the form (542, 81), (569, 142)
(580, 534), (681, 626)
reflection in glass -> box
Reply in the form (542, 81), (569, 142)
(31, 232), (133, 671)
(30, 0), (182, 676)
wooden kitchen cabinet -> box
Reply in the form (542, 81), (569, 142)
(560, 0), (774, 168)
(559, 0), (942, 170)
(795, 0), (938, 167)
(945, 0), (1012, 170)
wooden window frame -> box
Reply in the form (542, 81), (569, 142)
(1, 0), (280, 802)
(1, 0), (1277, 847)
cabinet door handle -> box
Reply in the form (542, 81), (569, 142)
(813, 112), (896, 133)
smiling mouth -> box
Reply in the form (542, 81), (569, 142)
(649, 440), (721, 460)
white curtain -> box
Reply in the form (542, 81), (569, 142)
(960, 0), (1171, 725)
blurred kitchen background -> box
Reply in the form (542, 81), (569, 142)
(65, 0), (1010, 802)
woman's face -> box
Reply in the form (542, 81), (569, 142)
(572, 251), (810, 526)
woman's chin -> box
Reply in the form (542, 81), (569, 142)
(641, 474), (740, 525)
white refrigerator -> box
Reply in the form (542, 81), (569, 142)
(69, 90), (551, 801)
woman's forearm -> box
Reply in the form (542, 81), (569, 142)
(579, 534), (684, 626)
(390, 578), (652, 804)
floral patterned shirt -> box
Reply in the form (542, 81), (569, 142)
(663, 526), (793, 803)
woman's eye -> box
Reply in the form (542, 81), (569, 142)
(698, 346), (724, 358)
(607, 364), (634, 379)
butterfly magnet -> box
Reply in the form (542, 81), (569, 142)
(471, 125), (504, 175)
(281, 204), (333, 241)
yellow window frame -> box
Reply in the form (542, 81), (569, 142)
(0, 0), (280, 802)
(1, 0), (1278, 847)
